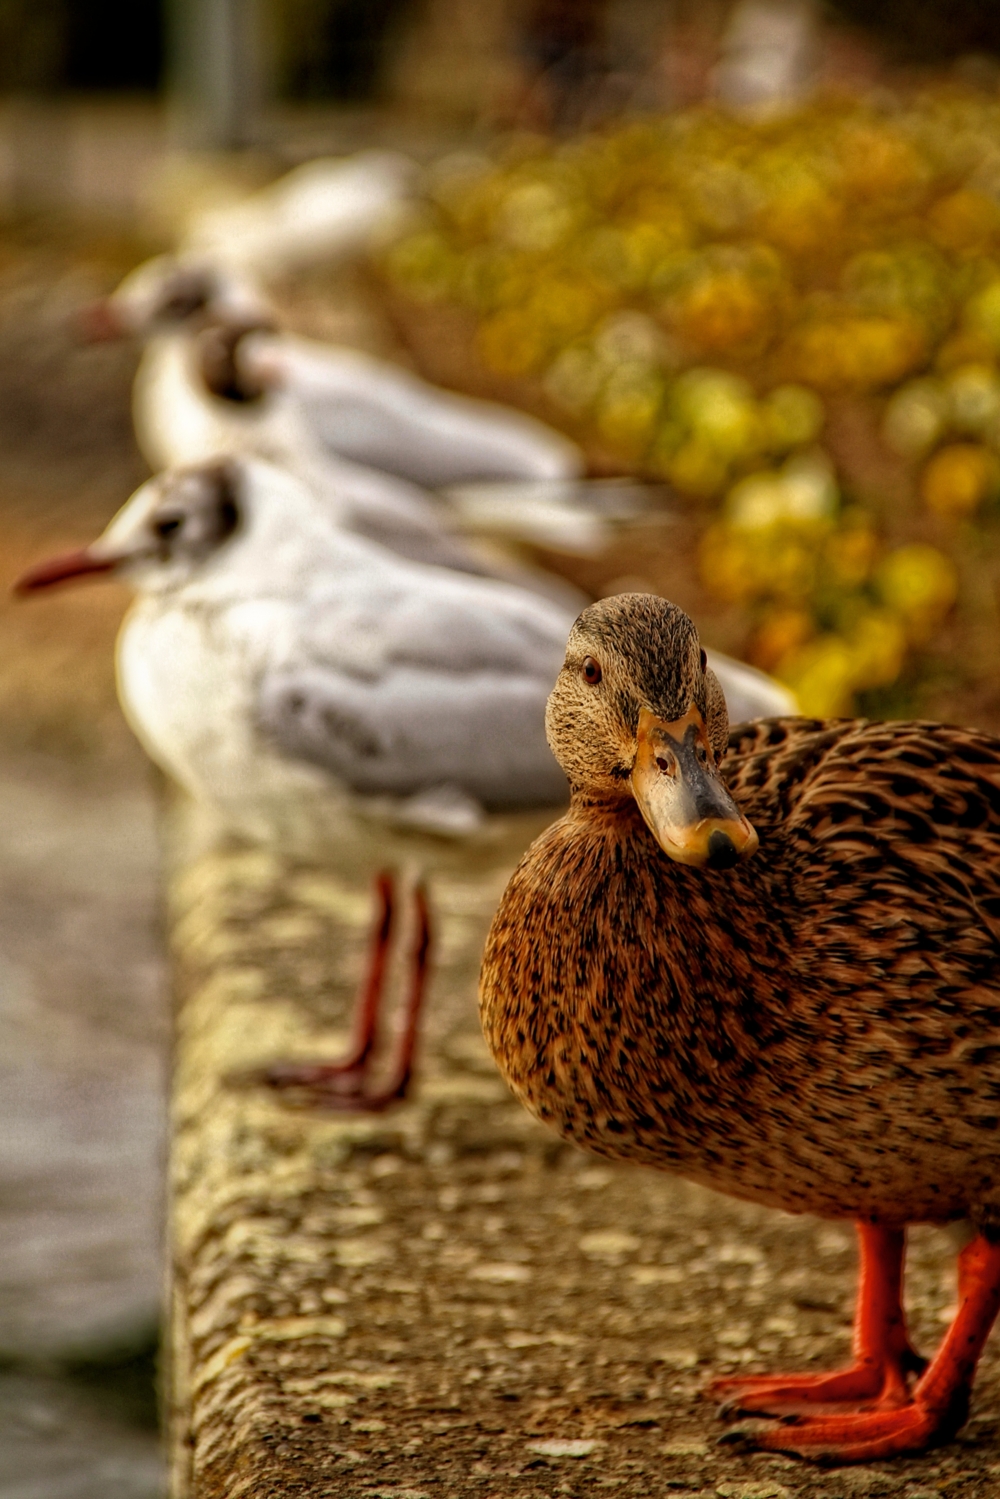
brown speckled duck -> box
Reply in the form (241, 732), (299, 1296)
(479, 593), (1000, 1463)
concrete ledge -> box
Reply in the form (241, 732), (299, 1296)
(164, 800), (1000, 1499)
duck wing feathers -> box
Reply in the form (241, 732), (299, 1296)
(728, 716), (1000, 967)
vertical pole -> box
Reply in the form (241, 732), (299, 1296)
(165, 0), (266, 150)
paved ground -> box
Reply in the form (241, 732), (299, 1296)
(0, 223), (166, 1495)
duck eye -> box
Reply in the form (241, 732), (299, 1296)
(699, 648), (707, 672)
(581, 656), (602, 685)
(154, 514), (183, 539)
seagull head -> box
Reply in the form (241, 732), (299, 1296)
(15, 461), (246, 596)
(15, 459), (340, 600)
(76, 254), (269, 342)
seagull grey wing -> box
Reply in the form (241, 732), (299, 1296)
(256, 664), (568, 811)
(292, 562), (574, 684)
(281, 341), (583, 487)
(315, 453), (493, 576)
(705, 648), (799, 724)
(345, 503), (492, 576)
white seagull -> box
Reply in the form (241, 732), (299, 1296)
(123, 310), (503, 576)
(179, 150), (419, 283)
(17, 457), (573, 836)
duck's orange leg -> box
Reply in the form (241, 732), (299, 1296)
(258, 874), (432, 1112)
(712, 1223), (924, 1417)
(723, 1233), (1000, 1463)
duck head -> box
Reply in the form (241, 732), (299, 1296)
(545, 594), (758, 871)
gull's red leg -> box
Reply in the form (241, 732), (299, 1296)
(712, 1223), (924, 1417)
(258, 874), (431, 1113)
(729, 1232), (1000, 1463)
(341, 883), (431, 1112)
(261, 871), (394, 1092)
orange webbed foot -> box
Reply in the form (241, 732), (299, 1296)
(715, 1231), (1000, 1464)
(720, 1400), (948, 1463)
(713, 1223), (922, 1420)
(256, 872), (431, 1113)
(710, 1350), (923, 1418)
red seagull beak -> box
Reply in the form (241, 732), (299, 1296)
(13, 548), (117, 596)
(74, 299), (126, 342)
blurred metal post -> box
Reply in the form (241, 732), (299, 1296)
(166, 0), (266, 149)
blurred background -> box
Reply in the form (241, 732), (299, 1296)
(6, 1), (1000, 1493)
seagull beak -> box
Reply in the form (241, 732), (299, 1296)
(13, 546), (118, 596)
(74, 298), (127, 342)
(237, 333), (285, 391)
(630, 705), (758, 870)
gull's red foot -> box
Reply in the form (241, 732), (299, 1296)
(711, 1224), (924, 1419)
(257, 871), (431, 1112)
(716, 1232), (1000, 1464)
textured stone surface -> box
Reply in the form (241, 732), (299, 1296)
(166, 804), (1000, 1499)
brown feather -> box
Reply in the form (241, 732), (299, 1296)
(480, 599), (1000, 1233)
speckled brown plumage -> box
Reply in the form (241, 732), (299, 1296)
(482, 708), (1000, 1227)
(479, 594), (1000, 1460)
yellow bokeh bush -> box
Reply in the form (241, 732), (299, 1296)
(382, 87), (1000, 710)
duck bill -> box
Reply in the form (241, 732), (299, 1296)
(630, 705), (758, 870)
(13, 547), (117, 596)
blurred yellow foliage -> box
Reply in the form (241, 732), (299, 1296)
(383, 86), (1000, 712)
(876, 544), (958, 640)
(784, 316), (926, 391)
(921, 442), (1000, 519)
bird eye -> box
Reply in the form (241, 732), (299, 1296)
(699, 648), (707, 672)
(154, 514), (183, 539)
(159, 273), (211, 323)
(582, 656), (602, 685)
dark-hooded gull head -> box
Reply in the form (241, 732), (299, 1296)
(15, 458), (348, 600)
(77, 254), (269, 342)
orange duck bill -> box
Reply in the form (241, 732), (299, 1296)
(630, 705), (758, 871)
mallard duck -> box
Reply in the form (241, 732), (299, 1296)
(480, 592), (1000, 1463)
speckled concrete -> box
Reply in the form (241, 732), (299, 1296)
(165, 800), (1000, 1499)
